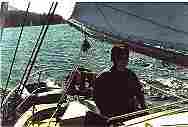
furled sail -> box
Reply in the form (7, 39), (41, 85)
(70, 2), (188, 67)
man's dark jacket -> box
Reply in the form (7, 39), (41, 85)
(93, 67), (145, 117)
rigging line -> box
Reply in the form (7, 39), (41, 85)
(47, 27), (98, 126)
(108, 98), (188, 123)
(64, 65), (79, 92)
(70, 19), (181, 52)
(123, 107), (187, 127)
(107, 75), (188, 123)
(18, 2), (55, 91)
(83, 37), (96, 66)
(47, 41), (97, 125)
(46, 26), (89, 125)
(141, 80), (187, 100)
(81, 25), (96, 56)
(70, 20), (188, 66)
(88, 36), (96, 54)
(108, 77), (188, 121)
(64, 36), (96, 93)
(47, 65), (79, 127)
(78, 23), (96, 63)
(82, 36), (97, 66)
(20, 2), (58, 94)
(70, 19), (162, 49)
(183, 3), (188, 6)
(95, 4), (118, 37)
(101, 4), (188, 36)
(0, 26), (3, 41)
(81, 23), (85, 37)
(49, 57), (97, 126)
(1, 2), (31, 105)
(69, 19), (113, 43)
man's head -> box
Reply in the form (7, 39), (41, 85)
(111, 45), (129, 70)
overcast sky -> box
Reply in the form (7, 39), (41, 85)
(0, 0), (75, 19)
(0, 0), (185, 19)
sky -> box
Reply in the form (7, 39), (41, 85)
(0, 0), (187, 19)
(0, 0), (76, 19)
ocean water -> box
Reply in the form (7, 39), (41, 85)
(1, 24), (188, 89)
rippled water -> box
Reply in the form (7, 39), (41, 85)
(1, 24), (188, 89)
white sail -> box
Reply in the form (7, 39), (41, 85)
(71, 2), (188, 51)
